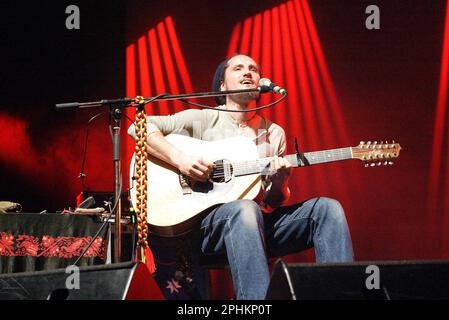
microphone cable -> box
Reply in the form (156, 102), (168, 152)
(176, 90), (287, 113)
(78, 112), (107, 190)
(72, 174), (122, 267)
(134, 91), (287, 113)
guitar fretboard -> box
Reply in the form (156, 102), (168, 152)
(233, 147), (353, 176)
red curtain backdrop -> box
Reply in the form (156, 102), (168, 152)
(120, 0), (449, 298)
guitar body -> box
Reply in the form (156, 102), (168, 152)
(129, 134), (262, 237)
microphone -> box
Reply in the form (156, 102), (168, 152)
(259, 78), (287, 95)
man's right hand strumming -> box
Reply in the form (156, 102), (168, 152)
(146, 131), (214, 182)
(176, 153), (214, 182)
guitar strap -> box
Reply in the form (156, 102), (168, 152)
(134, 99), (156, 273)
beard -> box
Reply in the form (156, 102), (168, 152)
(230, 90), (260, 104)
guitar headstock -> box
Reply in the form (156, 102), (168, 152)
(352, 141), (402, 167)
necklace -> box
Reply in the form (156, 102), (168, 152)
(237, 113), (257, 128)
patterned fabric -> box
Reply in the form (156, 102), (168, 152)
(149, 234), (207, 300)
(0, 233), (105, 259)
(0, 213), (108, 274)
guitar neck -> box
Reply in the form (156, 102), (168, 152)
(233, 147), (353, 176)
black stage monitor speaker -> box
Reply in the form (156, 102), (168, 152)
(0, 262), (164, 300)
(266, 259), (449, 300)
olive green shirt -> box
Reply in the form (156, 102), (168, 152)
(128, 108), (286, 158)
(128, 107), (289, 209)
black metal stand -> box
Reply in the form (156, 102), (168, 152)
(55, 86), (264, 263)
(111, 105), (123, 263)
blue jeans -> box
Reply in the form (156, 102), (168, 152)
(199, 197), (354, 300)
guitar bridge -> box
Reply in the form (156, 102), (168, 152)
(179, 174), (193, 195)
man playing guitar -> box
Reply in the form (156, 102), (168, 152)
(128, 54), (354, 300)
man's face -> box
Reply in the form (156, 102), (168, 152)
(220, 54), (261, 103)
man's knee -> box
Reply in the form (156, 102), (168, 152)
(228, 199), (263, 227)
(315, 197), (346, 224)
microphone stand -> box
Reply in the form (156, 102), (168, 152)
(55, 87), (261, 263)
(111, 104), (123, 262)
(54, 88), (261, 109)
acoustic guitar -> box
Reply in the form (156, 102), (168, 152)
(129, 134), (401, 237)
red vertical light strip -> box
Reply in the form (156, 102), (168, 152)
(126, 44), (137, 98)
(300, 0), (350, 143)
(294, 0), (332, 180)
(259, 9), (272, 114)
(157, 21), (181, 114)
(165, 16), (193, 95)
(295, 0), (349, 197)
(148, 29), (169, 114)
(437, 0), (449, 256)
(271, 6), (284, 126)
(294, 0), (329, 145)
(227, 22), (242, 58)
(286, 1), (312, 120)
(281, 3), (319, 209)
(285, 0), (321, 195)
(251, 13), (262, 63)
(239, 17), (253, 55)
(300, 0), (360, 197)
(429, 0), (449, 207)
(279, 4), (297, 134)
(137, 35), (152, 97)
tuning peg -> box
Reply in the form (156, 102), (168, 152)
(370, 163), (376, 167)
(388, 161), (394, 165)
(390, 140), (395, 148)
(360, 141), (365, 146)
(364, 162), (369, 168)
(383, 161), (388, 166)
(377, 162), (382, 166)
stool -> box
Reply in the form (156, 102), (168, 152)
(198, 254), (230, 299)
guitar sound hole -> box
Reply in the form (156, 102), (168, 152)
(211, 159), (233, 183)
(191, 181), (214, 193)
(211, 174), (225, 183)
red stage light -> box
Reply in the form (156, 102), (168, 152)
(124, 16), (194, 188)
(148, 28), (169, 114)
(428, 0), (449, 255)
(227, 22), (242, 58)
(164, 16), (193, 94)
(126, 44), (136, 99)
(137, 35), (152, 97)
(239, 17), (253, 55)
(157, 21), (181, 113)
(223, 0), (356, 212)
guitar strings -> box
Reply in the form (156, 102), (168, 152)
(209, 148), (353, 178)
